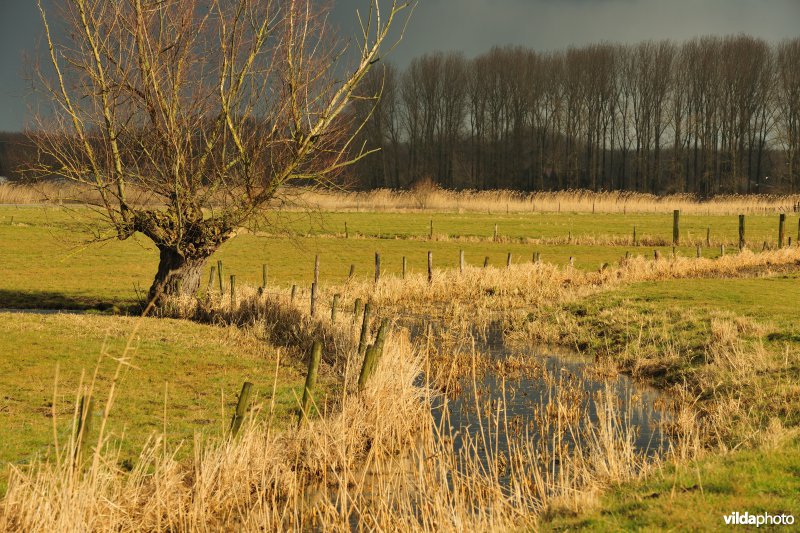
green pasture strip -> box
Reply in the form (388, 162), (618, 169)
(0, 313), (316, 494)
(543, 437), (800, 531)
(2, 206), (735, 309)
(271, 210), (799, 247)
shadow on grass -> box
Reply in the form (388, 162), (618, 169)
(0, 289), (139, 314)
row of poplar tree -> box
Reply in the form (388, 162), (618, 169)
(350, 35), (800, 195)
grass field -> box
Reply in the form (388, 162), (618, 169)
(1, 202), (799, 528)
(2, 205), (794, 309)
(0, 312), (319, 494)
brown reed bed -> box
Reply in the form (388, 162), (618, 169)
(0, 309), (684, 531)
(3, 182), (800, 215)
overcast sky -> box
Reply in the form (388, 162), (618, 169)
(1, 0), (797, 131)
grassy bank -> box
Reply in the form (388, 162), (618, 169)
(544, 434), (800, 531)
(0, 312), (319, 494)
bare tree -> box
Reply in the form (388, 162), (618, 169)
(31, 0), (410, 301)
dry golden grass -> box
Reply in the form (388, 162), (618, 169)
(299, 188), (800, 215)
(3, 182), (800, 215)
(0, 312), (671, 531)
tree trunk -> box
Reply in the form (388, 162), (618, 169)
(147, 246), (207, 303)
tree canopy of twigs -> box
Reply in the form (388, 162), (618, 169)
(30, 0), (411, 301)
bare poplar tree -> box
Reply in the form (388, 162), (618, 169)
(31, 0), (410, 301)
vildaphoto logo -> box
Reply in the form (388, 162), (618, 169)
(723, 511), (795, 527)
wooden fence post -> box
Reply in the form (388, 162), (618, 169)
(262, 264), (268, 290)
(74, 395), (94, 461)
(357, 303), (372, 358)
(349, 264), (355, 278)
(230, 275), (236, 310)
(459, 250), (465, 273)
(299, 342), (322, 423)
(314, 255), (320, 285)
(493, 224), (498, 242)
(402, 256), (407, 279)
(633, 226), (637, 246)
(374, 252), (381, 283)
(779, 213), (786, 248)
(739, 215), (745, 250)
(483, 256), (489, 268)
(353, 298), (363, 322)
(358, 319), (389, 391)
(427, 251), (433, 283)
(230, 382), (253, 437)
(206, 266), (216, 295)
(217, 260), (224, 293)
(506, 252), (512, 268)
(345, 221), (349, 239)
(290, 284), (297, 303)
(673, 209), (680, 245)
(706, 227), (711, 247)
(310, 282), (317, 317)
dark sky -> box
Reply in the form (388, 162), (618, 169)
(1, 0), (798, 131)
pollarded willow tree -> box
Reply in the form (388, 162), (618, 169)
(31, 0), (410, 301)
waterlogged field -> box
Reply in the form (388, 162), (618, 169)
(1, 202), (799, 529)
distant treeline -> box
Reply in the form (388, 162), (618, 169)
(350, 35), (800, 195)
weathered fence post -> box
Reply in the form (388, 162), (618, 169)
(310, 282), (317, 317)
(299, 342), (322, 423)
(374, 252), (381, 283)
(290, 284), (297, 303)
(314, 254), (320, 285)
(696, 245), (702, 258)
(739, 215), (745, 250)
(427, 251), (433, 283)
(402, 256), (407, 279)
(349, 264), (356, 278)
(459, 250), (465, 273)
(230, 382), (253, 437)
(506, 252), (512, 268)
(331, 294), (340, 322)
(633, 226), (637, 246)
(217, 260), (224, 293)
(74, 395), (94, 461)
(230, 275), (236, 310)
(206, 266), (216, 295)
(358, 303), (372, 358)
(484, 256), (489, 268)
(720, 244), (726, 257)
(534, 252), (541, 264)
(345, 221), (349, 239)
(706, 227), (711, 247)
(493, 224), (498, 242)
(358, 319), (389, 391)
(353, 298), (363, 322)
(673, 210), (680, 245)
(654, 250), (661, 261)
(779, 213), (786, 248)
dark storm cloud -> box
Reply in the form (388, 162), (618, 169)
(327, 0), (800, 65)
(1, 0), (798, 130)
